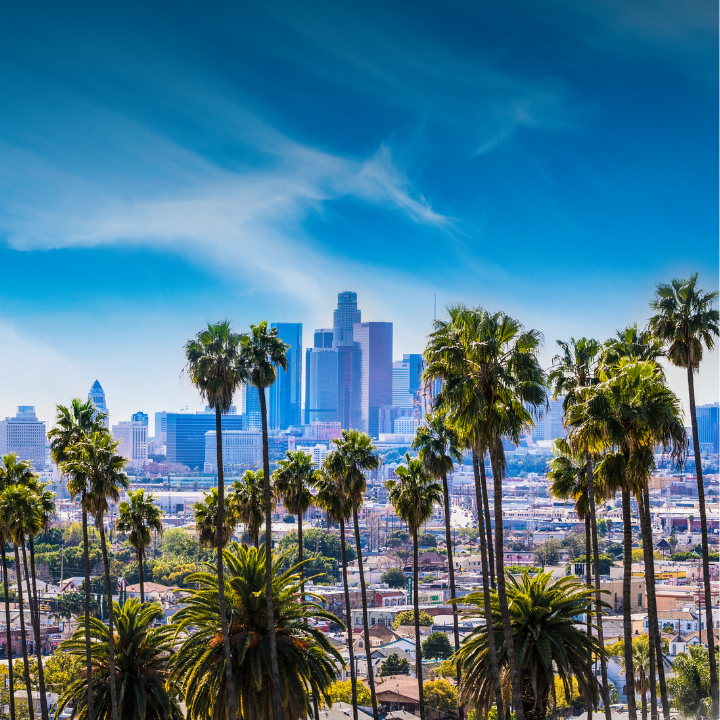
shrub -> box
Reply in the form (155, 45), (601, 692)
(379, 653), (410, 677)
(393, 609), (433, 629)
(423, 679), (458, 713)
(381, 567), (407, 589)
(422, 631), (453, 659)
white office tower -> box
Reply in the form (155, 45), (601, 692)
(88, 380), (110, 428)
(204, 430), (262, 473)
(295, 443), (330, 468)
(0, 407), (47, 469)
(112, 421), (148, 468)
(393, 416), (419, 435)
(392, 360), (414, 407)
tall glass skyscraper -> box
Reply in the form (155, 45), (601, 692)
(314, 328), (333, 348)
(333, 292), (361, 347)
(269, 323), (302, 430)
(353, 322), (393, 437)
(88, 380), (109, 428)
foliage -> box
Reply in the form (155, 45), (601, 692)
(54, 599), (182, 720)
(422, 631), (454, 659)
(423, 678), (458, 713)
(418, 533), (437, 548)
(605, 542), (623, 558)
(596, 519), (608, 537)
(667, 645), (713, 719)
(324, 680), (371, 707)
(170, 543), (344, 720)
(433, 657), (459, 679)
(43, 650), (79, 694)
(381, 567), (407, 588)
(533, 539), (561, 566)
(379, 653), (410, 677)
(454, 572), (605, 718)
(56, 591), (87, 618)
(632, 548), (661, 563)
(277, 528), (356, 563)
(670, 551), (700, 561)
(551, 675), (581, 709)
(392, 610), (434, 629)
(159, 528), (199, 557)
(282, 514), (295, 523)
(560, 533), (585, 561)
(573, 554), (614, 575)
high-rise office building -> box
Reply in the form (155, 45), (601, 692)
(155, 412), (168, 444)
(353, 322), (393, 437)
(0, 407), (46, 469)
(333, 292), (361, 347)
(204, 430), (262, 472)
(392, 361), (413, 407)
(112, 421), (148, 467)
(314, 328), (333, 348)
(697, 403), (719, 453)
(403, 354), (423, 397)
(131, 411), (149, 426)
(269, 323), (302, 430)
(337, 344), (361, 430)
(305, 348), (339, 423)
(88, 380), (109, 428)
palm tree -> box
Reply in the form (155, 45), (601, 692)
(185, 319), (248, 720)
(650, 272), (719, 718)
(0, 457), (17, 720)
(231, 470), (265, 548)
(624, 638), (651, 720)
(412, 412), (464, 719)
(65, 432), (130, 720)
(315, 454), (358, 720)
(49, 399), (107, 720)
(548, 336), (611, 720)
(193, 488), (237, 549)
(170, 543), (344, 720)
(240, 320), (289, 720)
(454, 572), (605, 720)
(274, 450), (315, 599)
(425, 305), (547, 720)
(115, 489), (163, 603)
(332, 429), (380, 720)
(53, 598), (182, 720)
(386, 453), (443, 720)
(0, 457), (39, 720)
(568, 360), (686, 720)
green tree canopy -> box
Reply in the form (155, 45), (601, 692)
(277, 528), (356, 563)
(422, 632), (454, 660)
(418, 533), (437, 548)
(393, 610), (433, 629)
(379, 653), (410, 677)
(424, 679), (458, 713)
(381, 568), (406, 588)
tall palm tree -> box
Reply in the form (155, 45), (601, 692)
(231, 470), (265, 548)
(332, 429), (380, 720)
(386, 453), (443, 720)
(0, 457), (39, 720)
(602, 327), (677, 720)
(315, 454), (358, 720)
(425, 305), (547, 720)
(53, 598), (182, 720)
(185, 319), (248, 720)
(412, 412), (464, 720)
(649, 272), (719, 718)
(569, 360), (686, 720)
(49, 399), (107, 720)
(623, 638), (651, 720)
(170, 543), (343, 720)
(274, 450), (315, 599)
(65, 432), (130, 720)
(0, 456), (18, 720)
(548, 335), (611, 720)
(115, 489), (163, 603)
(240, 320), (289, 720)
(454, 572), (605, 720)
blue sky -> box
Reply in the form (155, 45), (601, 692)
(0, 0), (717, 433)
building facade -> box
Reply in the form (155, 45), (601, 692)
(332, 291), (361, 347)
(155, 411), (168, 445)
(204, 430), (262, 472)
(269, 323), (302, 430)
(112, 421), (148, 468)
(131, 411), (149, 426)
(165, 412), (245, 470)
(305, 347), (339, 423)
(0, 407), (46, 469)
(353, 322), (393, 437)
(88, 380), (109, 428)
(697, 403), (719, 454)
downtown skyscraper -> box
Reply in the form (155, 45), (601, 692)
(352, 321), (393, 437)
(269, 322), (302, 429)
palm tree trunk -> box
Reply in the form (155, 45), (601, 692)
(80, 505), (94, 720)
(1, 543), (16, 720)
(621, 486), (637, 720)
(489, 443), (525, 720)
(23, 541), (48, 720)
(641, 484), (670, 720)
(441, 471), (463, 720)
(640, 693), (647, 720)
(98, 523), (119, 720)
(339, 519), (358, 720)
(479, 456), (495, 587)
(585, 514), (593, 720)
(258, 390), (283, 720)
(352, 505), (379, 720)
(298, 515), (304, 602)
(14, 545), (33, 720)
(214, 406), (239, 720)
(637, 491), (658, 720)
(687, 367), (718, 718)
(586, 456), (611, 720)
(412, 527), (425, 720)
(138, 549), (144, 604)
(471, 451), (504, 717)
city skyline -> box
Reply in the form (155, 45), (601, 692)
(0, 1), (717, 430)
